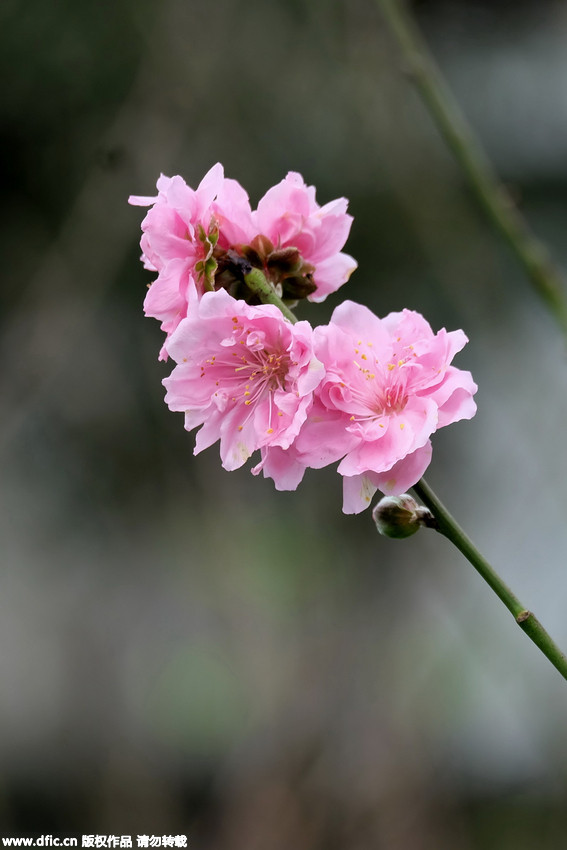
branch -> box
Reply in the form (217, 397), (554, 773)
(413, 478), (567, 682)
(376, 0), (567, 343)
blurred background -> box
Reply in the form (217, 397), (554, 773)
(2, 0), (567, 845)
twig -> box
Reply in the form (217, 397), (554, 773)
(376, 0), (567, 343)
(413, 478), (567, 682)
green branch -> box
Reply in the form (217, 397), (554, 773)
(243, 268), (298, 324)
(376, 0), (567, 343)
(412, 478), (567, 682)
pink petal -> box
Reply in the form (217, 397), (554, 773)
(309, 253), (358, 301)
(252, 446), (307, 490)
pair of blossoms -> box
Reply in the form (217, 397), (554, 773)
(130, 164), (477, 514)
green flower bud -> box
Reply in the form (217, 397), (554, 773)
(372, 494), (434, 539)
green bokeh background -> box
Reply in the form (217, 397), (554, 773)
(2, 0), (567, 845)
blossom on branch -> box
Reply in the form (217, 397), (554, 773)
(129, 164), (255, 349)
(252, 171), (357, 302)
(131, 169), (477, 516)
(163, 289), (324, 483)
(294, 302), (478, 513)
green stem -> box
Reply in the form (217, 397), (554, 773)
(376, 0), (567, 343)
(412, 478), (567, 682)
(243, 268), (298, 324)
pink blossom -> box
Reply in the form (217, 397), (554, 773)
(253, 172), (357, 301)
(294, 302), (477, 513)
(129, 164), (256, 346)
(163, 289), (324, 480)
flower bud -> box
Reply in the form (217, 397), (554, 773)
(372, 494), (434, 539)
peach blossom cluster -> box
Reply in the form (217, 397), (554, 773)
(131, 166), (476, 512)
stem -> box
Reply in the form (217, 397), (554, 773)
(243, 268), (298, 324)
(376, 0), (567, 343)
(412, 478), (567, 682)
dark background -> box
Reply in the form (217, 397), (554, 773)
(2, 0), (567, 846)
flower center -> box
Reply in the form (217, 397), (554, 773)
(373, 379), (407, 414)
(229, 335), (290, 401)
(198, 319), (292, 432)
(348, 340), (415, 420)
